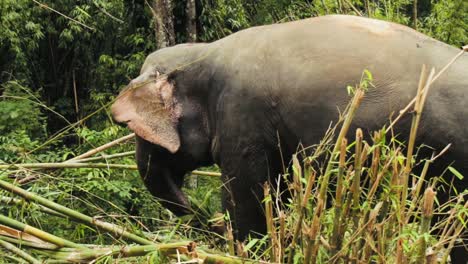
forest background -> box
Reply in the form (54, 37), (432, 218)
(0, 0), (467, 262)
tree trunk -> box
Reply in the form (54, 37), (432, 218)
(365, 0), (371, 17)
(151, 0), (176, 49)
(413, 0), (418, 29)
(186, 0), (197, 42)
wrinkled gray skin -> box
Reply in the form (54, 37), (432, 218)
(112, 15), (467, 260)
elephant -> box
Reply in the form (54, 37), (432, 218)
(111, 15), (467, 260)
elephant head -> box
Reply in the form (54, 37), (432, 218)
(111, 44), (214, 215)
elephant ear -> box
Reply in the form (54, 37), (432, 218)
(111, 73), (182, 153)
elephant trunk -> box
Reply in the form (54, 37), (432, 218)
(155, 167), (191, 216)
(136, 137), (191, 216)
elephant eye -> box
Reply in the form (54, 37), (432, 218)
(150, 70), (161, 81)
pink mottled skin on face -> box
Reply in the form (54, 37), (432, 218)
(111, 71), (181, 153)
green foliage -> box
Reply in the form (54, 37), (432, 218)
(0, 0), (45, 80)
(423, 0), (467, 46)
(0, 81), (46, 136)
(0, 0), (155, 135)
(198, 0), (250, 41)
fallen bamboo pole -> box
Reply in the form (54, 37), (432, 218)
(0, 179), (155, 246)
(0, 196), (66, 218)
(0, 163), (137, 170)
(0, 234), (58, 250)
(0, 215), (84, 249)
(71, 151), (135, 163)
(190, 170), (221, 177)
(0, 162), (221, 177)
(0, 237), (42, 264)
(64, 133), (135, 162)
(31, 242), (255, 263)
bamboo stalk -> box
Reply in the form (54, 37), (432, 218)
(329, 202), (383, 263)
(350, 128), (363, 263)
(361, 202), (383, 263)
(64, 133), (135, 162)
(343, 0), (363, 16)
(350, 129), (364, 263)
(39, 242), (186, 261)
(0, 162), (137, 170)
(287, 167), (316, 264)
(369, 131), (381, 186)
(415, 188), (435, 264)
(377, 225), (386, 264)
(320, 87), (365, 201)
(72, 70), (80, 126)
(0, 179), (155, 245)
(226, 221), (235, 256)
(405, 158), (431, 225)
(190, 170), (222, 177)
(32, 0), (95, 31)
(351, 129), (363, 225)
(0, 237), (42, 264)
(0, 162), (221, 177)
(314, 83), (365, 262)
(337, 166), (355, 262)
(278, 210), (285, 261)
(303, 226), (314, 264)
(263, 183), (278, 262)
(292, 155), (303, 215)
(436, 195), (464, 246)
(1, 196), (66, 218)
(12, 235), (257, 263)
(307, 195), (325, 263)
(401, 67), (434, 219)
(40, 242), (253, 263)
(0, 214), (83, 248)
(0, 234), (58, 250)
(71, 151), (135, 163)
(440, 201), (468, 264)
(330, 138), (347, 256)
(367, 156), (393, 202)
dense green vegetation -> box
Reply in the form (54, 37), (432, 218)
(0, 0), (467, 263)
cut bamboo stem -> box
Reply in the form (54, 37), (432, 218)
(330, 202), (382, 263)
(263, 183), (278, 262)
(0, 234), (58, 250)
(0, 237), (42, 264)
(330, 138), (347, 256)
(286, 166), (316, 264)
(401, 66), (435, 219)
(351, 129), (363, 262)
(36, 242), (254, 263)
(190, 170), (222, 177)
(0, 179), (155, 245)
(405, 159), (431, 225)
(310, 78), (366, 262)
(0, 214), (84, 248)
(415, 188), (435, 264)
